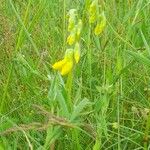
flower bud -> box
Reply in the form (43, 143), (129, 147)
(76, 19), (82, 40)
(89, 0), (97, 23)
(67, 31), (76, 45)
(74, 42), (80, 63)
(65, 49), (74, 60)
(68, 9), (77, 31)
(94, 12), (106, 35)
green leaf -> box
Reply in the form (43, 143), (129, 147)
(126, 50), (150, 67)
(57, 91), (70, 118)
(140, 30), (150, 56)
(70, 98), (90, 121)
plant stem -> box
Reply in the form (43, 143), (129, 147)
(63, 0), (66, 52)
(144, 112), (150, 149)
(66, 71), (80, 150)
(87, 24), (92, 96)
(66, 71), (73, 111)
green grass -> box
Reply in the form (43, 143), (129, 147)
(1, 0), (150, 149)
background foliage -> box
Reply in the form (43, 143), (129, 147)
(0, 0), (150, 149)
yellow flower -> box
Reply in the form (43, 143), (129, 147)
(74, 42), (80, 63)
(68, 9), (77, 31)
(94, 23), (105, 35)
(94, 12), (106, 35)
(89, 0), (97, 24)
(52, 49), (74, 76)
(67, 33), (76, 45)
(74, 51), (80, 64)
(89, 15), (96, 24)
(76, 19), (82, 40)
(68, 18), (75, 32)
(52, 58), (67, 70)
(61, 60), (73, 75)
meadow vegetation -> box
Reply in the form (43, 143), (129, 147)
(0, 0), (150, 149)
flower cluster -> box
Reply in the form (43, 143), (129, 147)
(88, 0), (106, 35)
(67, 9), (82, 45)
(52, 9), (82, 76)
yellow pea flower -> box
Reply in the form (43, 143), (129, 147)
(94, 22), (105, 35)
(89, 0), (97, 24)
(89, 0), (97, 13)
(61, 60), (73, 75)
(68, 17), (75, 32)
(52, 49), (74, 76)
(94, 12), (106, 35)
(67, 32), (76, 45)
(74, 51), (80, 64)
(52, 58), (67, 70)
(68, 9), (77, 31)
(89, 15), (97, 24)
(76, 19), (82, 41)
(74, 42), (80, 63)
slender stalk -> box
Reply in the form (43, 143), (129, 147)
(144, 112), (150, 149)
(87, 24), (92, 96)
(66, 71), (73, 111)
(117, 81), (121, 150)
(63, 0), (66, 52)
(116, 49), (123, 150)
(66, 70), (80, 150)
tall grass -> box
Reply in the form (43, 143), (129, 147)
(0, 0), (150, 149)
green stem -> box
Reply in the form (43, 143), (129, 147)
(87, 24), (92, 95)
(63, 0), (66, 52)
(117, 82), (121, 150)
(66, 71), (80, 150)
(144, 112), (150, 149)
(66, 71), (73, 111)
(116, 50), (123, 150)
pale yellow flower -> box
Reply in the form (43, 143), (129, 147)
(94, 23), (105, 35)
(74, 42), (80, 63)
(89, 0), (97, 24)
(89, 15), (97, 24)
(89, 0), (97, 13)
(68, 9), (77, 31)
(94, 12), (106, 35)
(74, 51), (80, 64)
(76, 19), (82, 40)
(68, 18), (75, 32)
(67, 33), (76, 45)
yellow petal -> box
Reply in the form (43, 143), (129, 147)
(76, 20), (82, 40)
(74, 43), (80, 63)
(89, 0), (97, 24)
(67, 34), (75, 45)
(74, 50), (80, 63)
(52, 59), (66, 70)
(61, 60), (73, 75)
(68, 16), (76, 31)
(65, 49), (74, 60)
(94, 12), (106, 35)
(89, 15), (96, 24)
(89, 0), (97, 15)
(94, 22), (106, 35)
